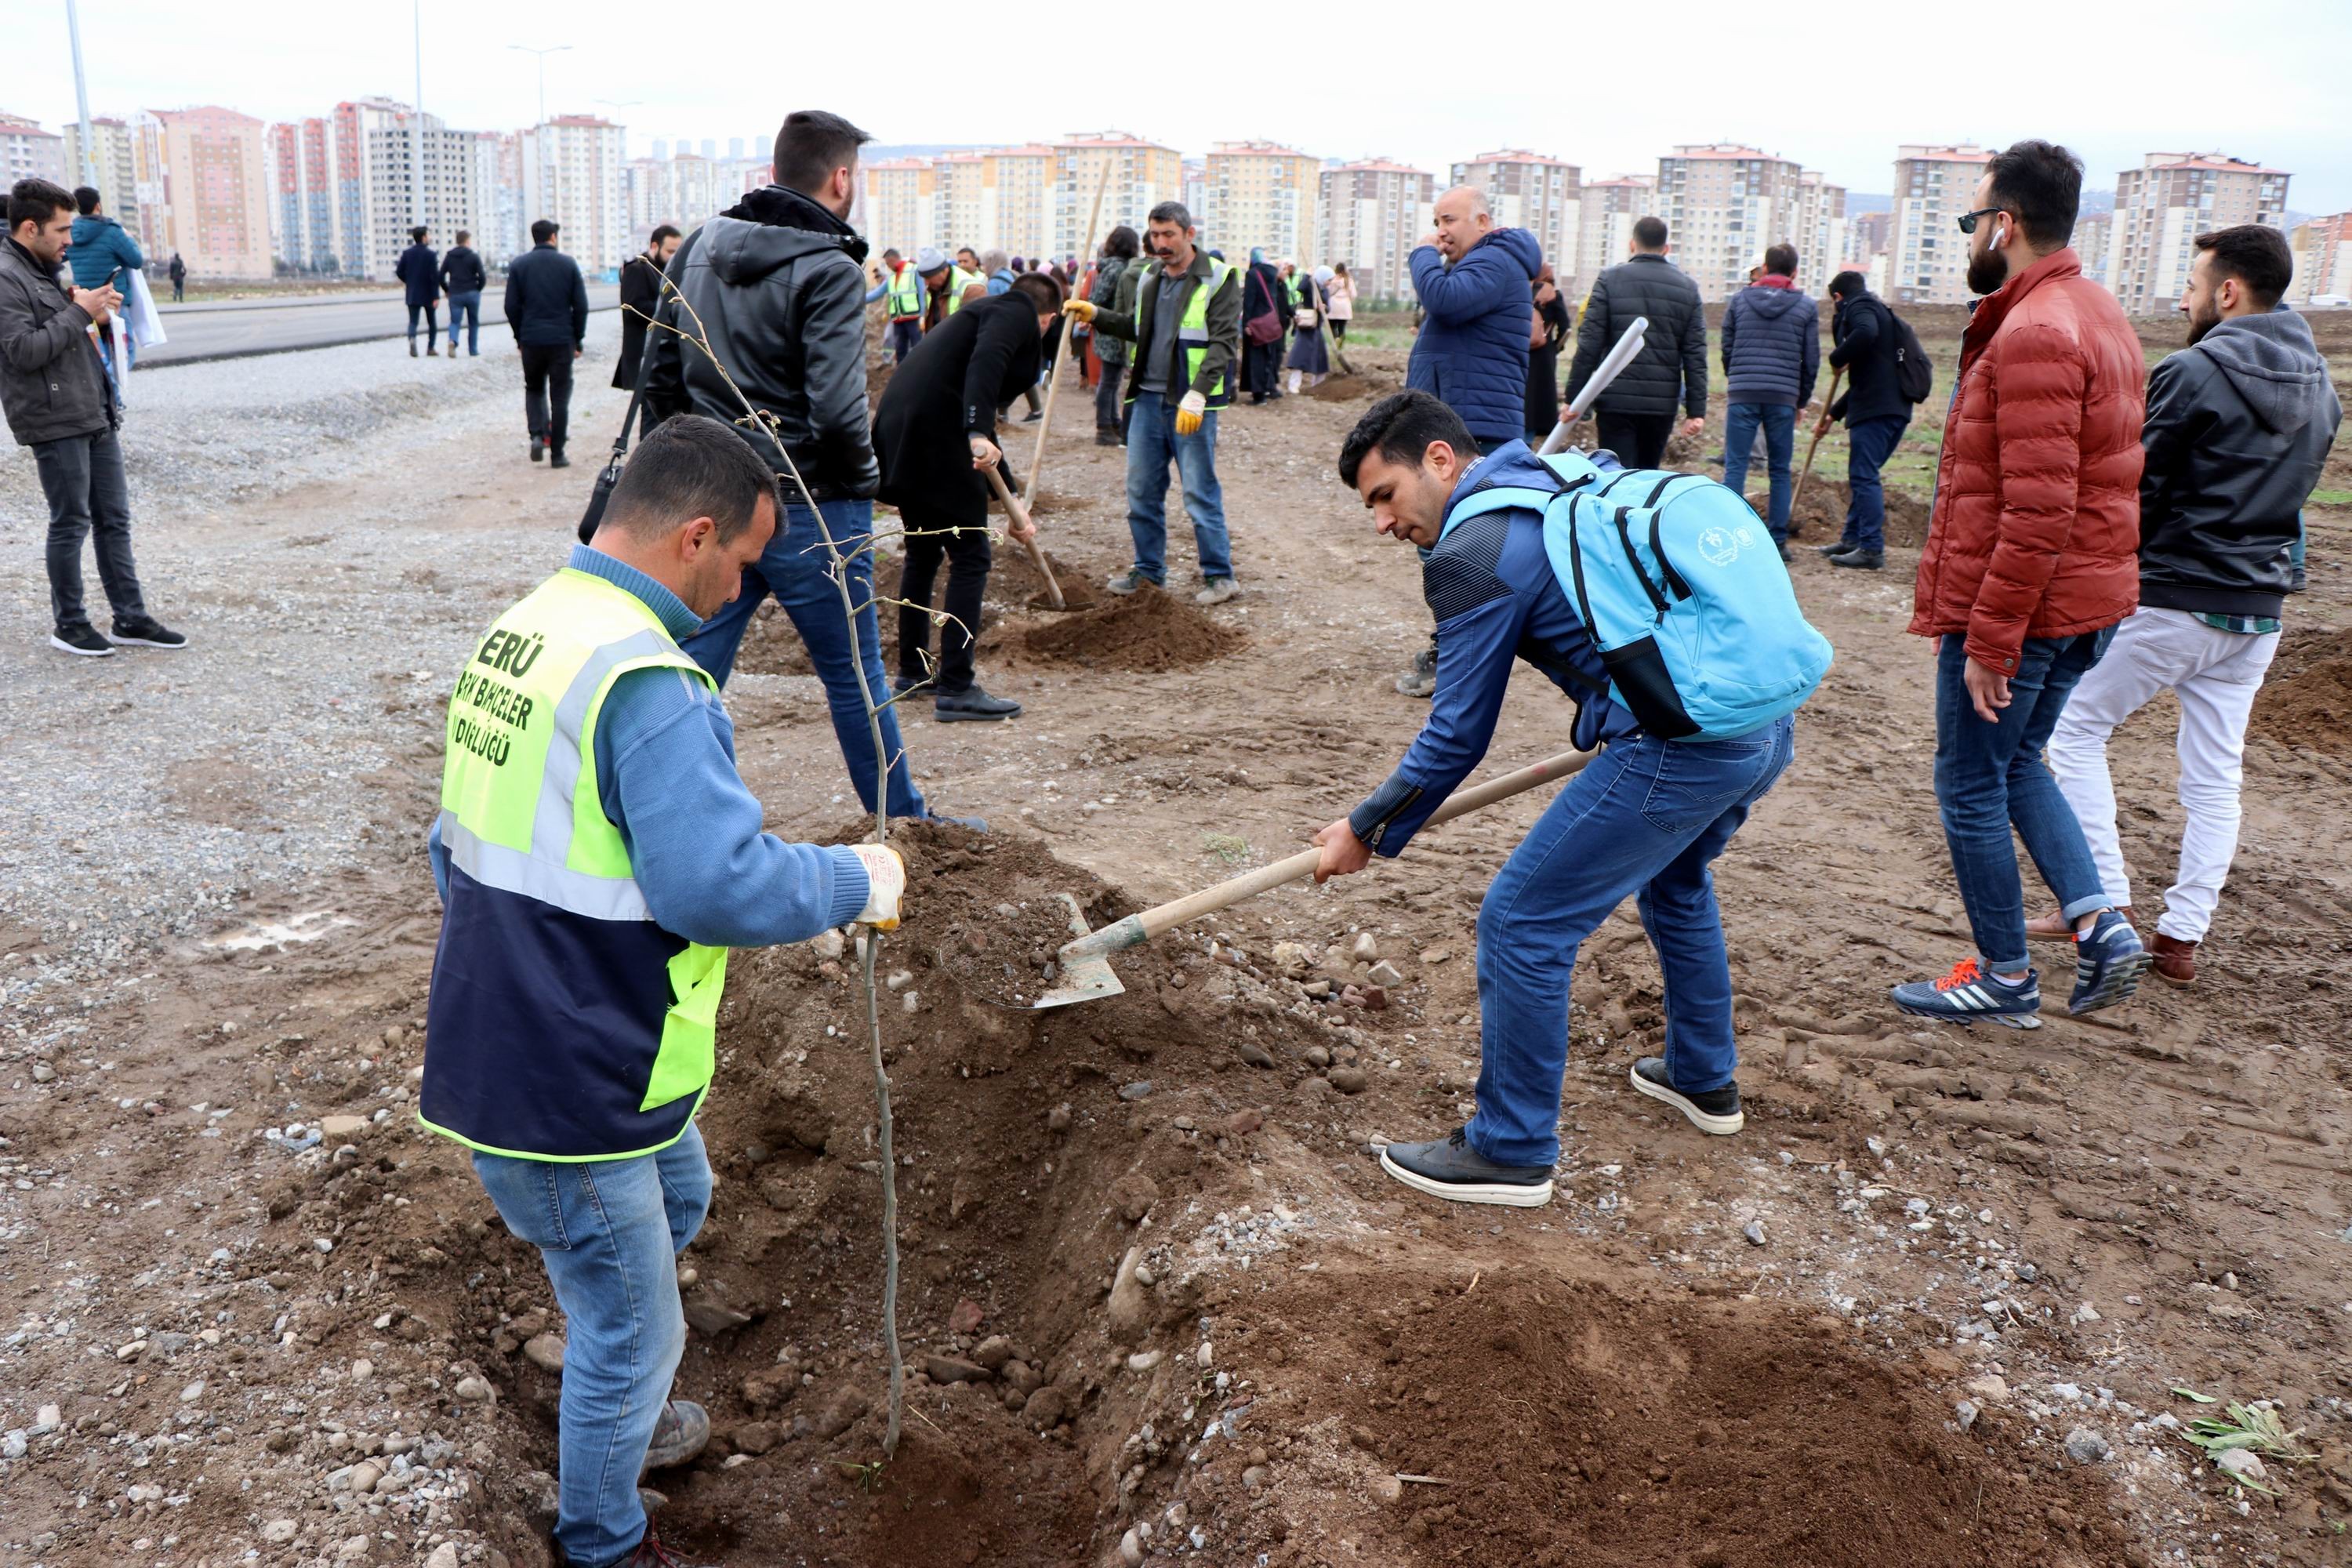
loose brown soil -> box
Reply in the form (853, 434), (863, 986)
(2249, 626), (2352, 754)
(1014, 581), (1247, 673)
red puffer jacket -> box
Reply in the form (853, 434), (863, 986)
(1910, 248), (2144, 673)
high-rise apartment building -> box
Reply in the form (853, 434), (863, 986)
(0, 111), (66, 188)
(521, 115), (629, 276)
(138, 106), (273, 279)
(2072, 212), (2113, 289)
(984, 145), (1054, 260)
(1451, 150), (1579, 281)
(271, 100), (489, 279)
(1849, 209), (1893, 265)
(2286, 213), (2351, 303)
(267, 118), (334, 271)
(1654, 144), (1808, 302)
(2107, 152), (2291, 315)
(64, 116), (140, 234)
(1574, 175), (1656, 292)
(1886, 144), (1988, 306)
(931, 153), (985, 252)
(1319, 159), (1434, 303)
(474, 132), (521, 261)
(1202, 141), (1319, 261)
(860, 156), (933, 256)
(1052, 132), (1182, 263)
(1791, 171), (1848, 295)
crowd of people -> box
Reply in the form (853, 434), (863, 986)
(5, 107), (2343, 1567)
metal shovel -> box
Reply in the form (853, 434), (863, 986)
(1028, 747), (1595, 1010)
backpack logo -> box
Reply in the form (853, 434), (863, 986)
(1697, 524), (1753, 567)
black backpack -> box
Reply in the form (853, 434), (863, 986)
(1888, 304), (1934, 404)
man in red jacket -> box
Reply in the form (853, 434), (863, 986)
(1891, 140), (2151, 1029)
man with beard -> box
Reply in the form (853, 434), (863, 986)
(2039, 224), (2339, 985)
(1890, 139), (2151, 1029)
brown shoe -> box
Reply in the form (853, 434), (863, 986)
(2151, 932), (2197, 986)
(2027, 906), (2131, 942)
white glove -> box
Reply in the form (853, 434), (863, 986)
(848, 843), (906, 931)
(1175, 389), (1207, 436)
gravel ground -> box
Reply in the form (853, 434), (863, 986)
(0, 315), (630, 1038)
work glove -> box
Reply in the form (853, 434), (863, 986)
(847, 843), (906, 931)
(1175, 389), (1207, 437)
(1062, 299), (1097, 323)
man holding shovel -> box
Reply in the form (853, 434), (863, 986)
(1312, 391), (1798, 1206)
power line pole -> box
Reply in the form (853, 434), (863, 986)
(65, 0), (96, 187)
(411, 0), (426, 230)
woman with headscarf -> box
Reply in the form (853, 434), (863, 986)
(1089, 225), (1142, 446)
(1284, 267), (1330, 394)
(1525, 263), (1573, 446)
(1242, 247), (1291, 405)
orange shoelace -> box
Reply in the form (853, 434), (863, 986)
(1933, 956), (1984, 992)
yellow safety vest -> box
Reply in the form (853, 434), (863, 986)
(1129, 255), (1236, 410)
(886, 263), (925, 320)
(946, 266), (980, 315)
(419, 568), (728, 1161)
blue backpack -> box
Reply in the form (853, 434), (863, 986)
(1444, 451), (1833, 740)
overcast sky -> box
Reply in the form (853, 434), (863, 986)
(13, 0), (2348, 214)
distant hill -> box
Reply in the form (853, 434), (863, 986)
(1847, 193), (1891, 216)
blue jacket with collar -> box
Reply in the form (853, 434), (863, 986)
(1349, 441), (1638, 854)
(1406, 227), (1545, 444)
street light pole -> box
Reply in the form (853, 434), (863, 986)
(64, 0), (96, 187)
(507, 43), (572, 130)
(411, 0), (426, 230)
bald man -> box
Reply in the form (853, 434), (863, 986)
(1392, 185), (1545, 696)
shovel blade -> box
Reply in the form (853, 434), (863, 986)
(1025, 893), (1128, 1010)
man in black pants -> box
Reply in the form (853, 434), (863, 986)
(871, 273), (1062, 720)
(504, 218), (590, 467)
(1567, 215), (1707, 469)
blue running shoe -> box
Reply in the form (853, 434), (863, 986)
(1891, 957), (2042, 1029)
(2068, 909), (2151, 1015)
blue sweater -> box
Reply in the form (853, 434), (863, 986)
(1406, 227), (1544, 444)
(430, 546), (870, 943)
(1349, 441), (1639, 853)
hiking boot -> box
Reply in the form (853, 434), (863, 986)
(2288, 564), (2307, 594)
(1104, 568), (1149, 597)
(935, 684), (1023, 723)
(1829, 549), (1883, 570)
(49, 625), (115, 658)
(2151, 932), (2197, 986)
(2068, 908), (2151, 1015)
(1378, 1127), (1553, 1208)
(1891, 957), (2042, 1029)
(1095, 429), (1123, 447)
(1395, 645), (1436, 699)
(1628, 1058), (1744, 1135)
(550, 448), (571, 470)
(531, 436), (546, 463)
(1194, 576), (1240, 606)
(555, 1523), (717, 1568)
(2026, 905), (2132, 942)
(641, 1399), (710, 1472)
(108, 617), (187, 650)
(1817, 540), (1857, 557)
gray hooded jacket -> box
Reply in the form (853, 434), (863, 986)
(2139, 305), (2341, 618)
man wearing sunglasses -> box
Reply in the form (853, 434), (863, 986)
(1892, 140), (2151, 1029)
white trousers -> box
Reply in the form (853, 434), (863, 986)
(2045, 606), (2278, 943)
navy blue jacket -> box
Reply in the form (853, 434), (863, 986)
(1827, 289), (1908, 426)
(1407, 227), (1544, 445)
(395, 242), (441, 307)
(1721, 276), (1818, 408)
(503, 241), (590, 348)
(1350, 441), (1637, 852)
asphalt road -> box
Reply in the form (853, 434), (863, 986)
(140, 285), (622, 365)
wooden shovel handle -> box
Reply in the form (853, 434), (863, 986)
(985, 466), (1063, 610)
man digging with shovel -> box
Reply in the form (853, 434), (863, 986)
(1312, 391), (1816, 1206)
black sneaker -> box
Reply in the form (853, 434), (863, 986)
(1378, 1127), (1554, 1207)
(641, 1399), (710, 1472)
(1829, 550), (1883, 570)
(550, 449), (571, 469)
(935, 684), (1022, 723)
(109, 617), (187, 649)
(1628, 1058), (1744, 1135)
(891, 674), (930, 700)
(1816, 541), (1857, 557)
(1095, 430), (1123, 448)
(531, 437), (546, 463)
(49, 625), (115, 658)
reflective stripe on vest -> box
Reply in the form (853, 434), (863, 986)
(1129, 256), (1236, 410)
(946, 267), (979, 314)
(419, 568), (729, 1162)
(887, 263), (924, 319)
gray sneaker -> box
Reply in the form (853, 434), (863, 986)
(1395, 644), (1436, 698)
(1378, 1127), (1553, 1207)
(1194, 576), (1240, 606)
(1105, 568), (1148, 596)
(641, 1399), (710, 1472)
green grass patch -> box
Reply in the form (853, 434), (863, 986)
(2308, 488), (2352, 507)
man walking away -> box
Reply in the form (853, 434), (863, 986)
(506, 218), (590, 467)
(1817, 269), (1910, 569)
(167, 252), (185, 302)
(645, 108), (944, 826)
(397, 226), (441, 357)
(1720, 243), (1817, 559)
(873, 275), (1063, 721)
(441, 230), (488, 358)
(70, 186), (143, 372)
(2042, 225), (2340, 985)
(2, 178), (183, 656)
(1568, 214), (1706, 470)
(1892, 139), (2149, 1028)
(614, 224), (680, 389)
(422, 414), (906, 1568)
(1061, 201), (1245, 606)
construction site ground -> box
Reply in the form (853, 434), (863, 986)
(2, 307), (2350, 1568)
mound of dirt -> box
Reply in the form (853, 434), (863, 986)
(1777, 477), (1933, 551)
(2250, 626), (2352, 753)
(1016, 580), (1246, 672)
(993, 541), (1102, 612)
(1309, 371), (1395, 402)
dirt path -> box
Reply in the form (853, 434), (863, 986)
(2, 336), (2349, 1568)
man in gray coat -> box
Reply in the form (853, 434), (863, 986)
(1, 179), (182, 658)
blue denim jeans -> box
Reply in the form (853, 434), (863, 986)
(1468, 718), (1795, 1167)
(680, 497), (926, 820)
(1933, 631), (2114, 972)
(472, 1124), (711, 1568)
(447, 290), (481, 355)
(1841, 415), (1907, 553)
(1722, 402), (1797, 543)
(1123, 390), (1232, 584)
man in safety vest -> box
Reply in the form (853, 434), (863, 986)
(882, 247), (926, 363)
(420, 414), (906, 1568)
(1061, 199), (1244, 606)
(917, 245), (978, 332)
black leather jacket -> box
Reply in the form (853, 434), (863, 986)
(2138, 307), (2340, 619)
(644, 185), (878, 499)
